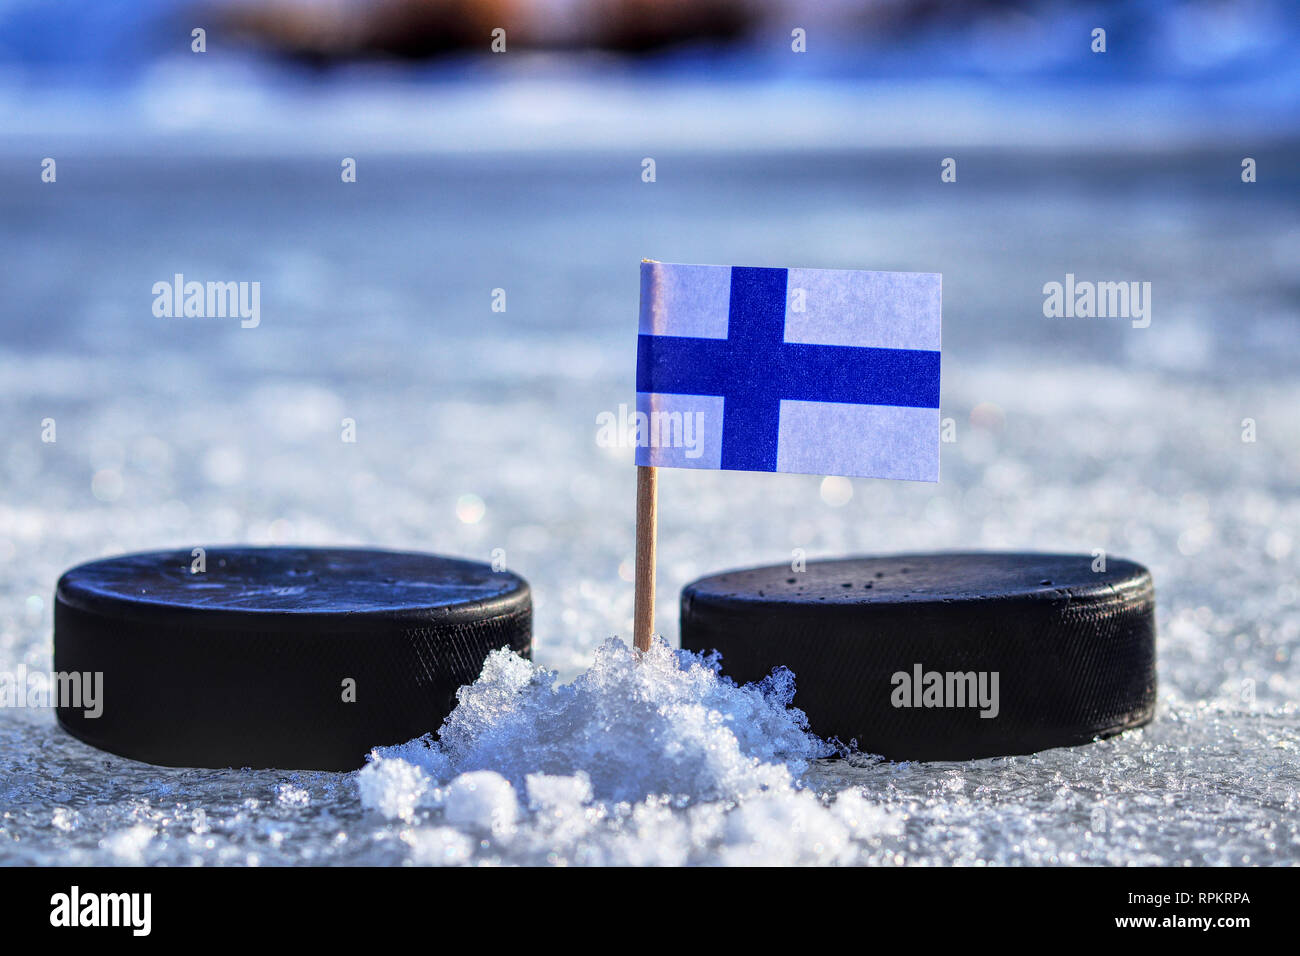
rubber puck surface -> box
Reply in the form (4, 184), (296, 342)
(681, 552), (1156, 761)
(57, 546), (526, 623)
(55, 547), (531, 771)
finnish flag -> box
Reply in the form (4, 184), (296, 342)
(636, 261), (941, 481)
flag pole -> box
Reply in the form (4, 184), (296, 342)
(633, 464), (658, 652)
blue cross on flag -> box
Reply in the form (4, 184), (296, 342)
(635, 261), (941, 481)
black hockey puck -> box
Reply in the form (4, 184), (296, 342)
(54, 547), (531, 771)
(680, 552), (1156, 761)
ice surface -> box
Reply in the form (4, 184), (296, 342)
(1, 137), (1298, 865)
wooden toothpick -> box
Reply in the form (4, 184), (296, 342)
(633, 464), (658, 652)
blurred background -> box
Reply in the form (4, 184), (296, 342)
(1, 0), (1297, 675)
(3, 0), (1299, 149)
(0, 0), (1297, 866)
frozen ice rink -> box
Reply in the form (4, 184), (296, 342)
(1, 108), (1297, 864)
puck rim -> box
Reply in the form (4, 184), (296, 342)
(56, 545), (531, 634)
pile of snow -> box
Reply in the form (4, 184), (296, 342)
(356, 639), (901, 865)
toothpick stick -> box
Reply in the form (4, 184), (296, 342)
(633, 464), (658, 652)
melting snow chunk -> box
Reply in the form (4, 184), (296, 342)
(360, 638), (827, 808)
(355, 638), (906, 864)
